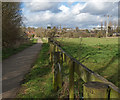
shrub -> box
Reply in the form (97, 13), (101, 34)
(2, 2), (22, 48)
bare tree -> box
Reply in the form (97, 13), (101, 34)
(35, 27), (45, 37)
(109, 21), (113, 27)
(101, 22), (103, 31)
(76, 27), (79, 32)
(113, 21), (117, 32)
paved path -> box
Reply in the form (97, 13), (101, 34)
(2, 38), (43, 98)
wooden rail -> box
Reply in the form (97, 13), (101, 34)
(48, 38), (120, 99)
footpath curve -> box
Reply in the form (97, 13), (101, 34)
(2, 38), (43, 98)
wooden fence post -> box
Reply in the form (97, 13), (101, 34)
(53, 52), (62, 91)
(49, 44), (53, 63)
(59, 52), (63, 67)
(110, 88), (120, 98)
(62, 53), (66, 62)
(53, 49), (57, 91)
(55, 45), (58, 52)
(83, 81), (110, 99)
(57, 52), (62, 89)
(49, 38), (54, 63)
(69, 60), (74, 99)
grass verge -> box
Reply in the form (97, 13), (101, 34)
(2, 38), (38, 60)
(17, 41), (57, 98)
(57, 37), (119, 88)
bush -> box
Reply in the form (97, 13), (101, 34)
(96, 32), (104, 38)
(2, 2), (22, 48)
(72, 32), (80, 38)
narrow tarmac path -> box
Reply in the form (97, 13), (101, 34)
(2, 38), (43, 98)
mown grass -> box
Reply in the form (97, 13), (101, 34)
(2, 38), (38, 60)
(57, 37), (119, 88)
(17, 40), (57, 98)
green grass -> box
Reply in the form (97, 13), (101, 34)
(31, 38), (38, 44)
(57, 37), (119, 88)
(2, 38), (38, 60)
(41, 38), (48, 43)
(17, 42), (57, 98)
(17, 37), (119, 99)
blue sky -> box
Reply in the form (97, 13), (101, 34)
(21, 1), (118, 29)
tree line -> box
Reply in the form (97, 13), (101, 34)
(2, 2), (23, 48)
(23, 23), (120, 39)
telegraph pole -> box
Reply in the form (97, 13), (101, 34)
(60, 24), (62, 33)
(106, 15), (109, 37)
(104, 15), (112, 37)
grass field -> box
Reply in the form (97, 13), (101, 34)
(57, 37), (119, 88)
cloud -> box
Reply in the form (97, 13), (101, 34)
(59, 5), (70, 13)
(80, 2), (116, 15)
(71, 3), (86, 15)
(23, 8), (101, 28)
(24, 1), (61, 13)
(22, 1), (118, 29)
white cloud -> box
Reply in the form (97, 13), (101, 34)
(59, 5), (70, 13)
(71, 3), (86, 14)
(80, 2), (116, 15)
(22, 1), (118, 29)
(24, 1), (60, 13)
(26, 2), (54, 11)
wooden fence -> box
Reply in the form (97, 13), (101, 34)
(48, 38), (120, 99)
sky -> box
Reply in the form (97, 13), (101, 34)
(21, 0), (119, 29)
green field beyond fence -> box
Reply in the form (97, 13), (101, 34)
(48, 37), (120, 99)
(56, 38), (119, 88)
